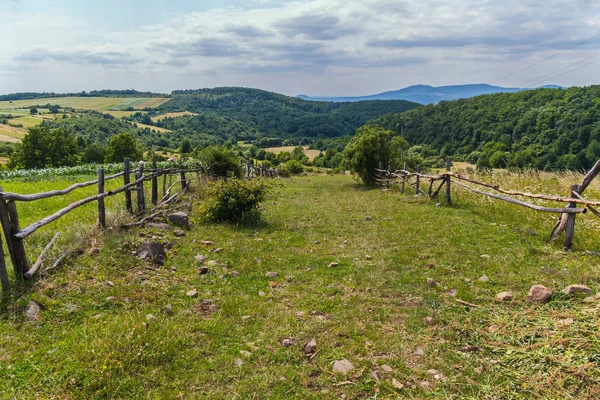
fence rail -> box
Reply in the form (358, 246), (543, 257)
(375, 158), (600, 251)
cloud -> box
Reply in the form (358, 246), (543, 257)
(16, 49), (143, 65)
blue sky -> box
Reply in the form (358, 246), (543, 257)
(2, 0), (600, 96)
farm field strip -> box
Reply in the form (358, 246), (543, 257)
(0, 97), (170, 112)
(264, 145), (321, 161)
(130, 122), (171, 132)
(0, 124), (27, 141)
(151, 111), (196, 122)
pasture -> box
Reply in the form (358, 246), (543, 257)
(0, 97), (171, 116)
(1, 168), (600, 398)
(264, 145), (321, 161)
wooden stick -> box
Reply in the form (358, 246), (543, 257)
(7, 200), (28, 276)
(124, 158), (132, 213)
(23, 232), (60, 280)
(564, 184), (579, 250)
(180, 161), (187, 191)
(97, 168), (106, 229)
(446, 158), (452, 205)
(151, 153), (158, 206)
(136, 163), (145, 213)
(42, 251), (70, 274)
(572, 191), (600, 218)
(0, 236), (8, 292)
(415, 165), (420, 195)
(456, 299), (480, 308)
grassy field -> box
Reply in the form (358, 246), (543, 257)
(151, 111), (197, 122)
(264, 146), (321, 161)
(131, 122), (171, 133)
(0, 123), (27, 142)
(0, 97), (171, 116)
(1, 169), (600, 398)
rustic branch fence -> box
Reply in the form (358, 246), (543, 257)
(375, 158), (600, 251)
(0, 155), (205, 292)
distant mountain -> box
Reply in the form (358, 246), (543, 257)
(297, 84), (563, 105)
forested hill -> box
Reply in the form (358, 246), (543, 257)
(369, 86), (600, 171)
(157, 87), (420, 139)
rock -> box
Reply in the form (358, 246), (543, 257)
(424, 317), (435, 325)
(332, 359), (354, 374)
(281, 339), (292, 347)
(392, 378), (404, 389)
(24, 301), (41, 321)
(460, 345), (481, 352)
(201, 240), (215, 246)
(213, 248), (223, 253)
(106, 296), (116, 301)
(496, 291), (514, 301)
(562, 284), (592, 295)
(258, 291), (266, 297)
(266, 271), (278, 278)
(174, 229), (185, 237)
(138, 241), (166, 265)
(381, 364), (393, 373)
(371, 370), (381, 381)
(314, 240), (320, 245)
(365, 255), (372, 260)
(254, 257), (261, 264)
(241, 315), (251, 320)
(526, 285), (552, 304)
(162, 304), (173, 315)
(186, 289), (198, 298)
(478, 275), (490, 283)
(240, 350), (252, 358)
(106, 280), (115, 287)
(268, 281), (278, 288)
(427, 278), (439, 287)
(146, 222), (173, 230)
(558, 318), (574, 327)
(480, 254), (490, 259)
(146, 314), (157, 321)
(168, 212), (189, 228)
(304, 339), (317, 354)
(426, 369), (439, 375)
(194, 254), (206, 264)
(90, 247), (100, 254)
(420, 381), (433, 390)
(365, 216), (372, 221)
(414, 348), (425, 356)
(328, 262), (339, 268)
(231, 271), (239, 277)
(198, 267), (210, 275)
(235, 358), (244, 367)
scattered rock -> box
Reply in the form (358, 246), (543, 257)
(168, 212), (189, 228)
(365, 216), (372, 221)
(235, 358), (244, 367)
(174, 229), (185, 237)
(314, 240), (320, 245)
(424, 317), (435, 325)
(478, 275), (490, 283)
(138, 241), (166, 265)
(332, 359), (354, 374)
(526, 285), (552, 304)
(162, 304), (173, 315)
(106, 296), (116, 301)
(371, 370), (381, 381)
(562, 284), (592, 295)
(480, 254), (490, 259)
(328, 262), (339, 268)
(268, 281), (278, 288)
(459, 345), (481, 352)
(414, 348), (425, 356)
(24, 301), (41, 321)
(198, 266), (210, 275)
(420, 381), (433, 390)
(427, 278), (439, 287)
(447, 289), (458, 297)
(186, 289), (198, 298)
(146, 314), (157, 321)
(266, 271), (278, 278)
(281, 339), (292, 347)
(195, 255), (207, 264)
(146, 222), (173, 230)
(496, 291), (514, 301)
(231, 271), (239, 277)
(241, 315), (251, 320)
(381, 364), (393, 373)
(426, 369), (439, 375)
(90, 247), (100, 254)
(304, 339), (317, 354)
(558, 317), (574, 327)
(254, 257), (261, 264)
(258, 291), (266, 297)
(106, 280), (115, 287)
(365, 255), (372, 260)
(213, 248), (223, 253)
(392, 378), (404, 389)
(201, 240), (215, 246)
(240, 350), (252, 358)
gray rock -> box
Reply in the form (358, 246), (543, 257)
(381, 364), (393, 372)
(162, 304), (173, 315)
(186, 289), (198, 298)
(258, 291), (266, 297)
(328, 262), (339, 268)
(281, 338), (292, 347)
(304, 339), (317, 354)
(365, 255), (372, 260)
(562, 284), (592, 295)
(138, 241), (166, 265)
(266, 271), (278, 278)
(146, 314), (157, 321)
(24, 301), (41, 321)
(174, 229), (185, 237)
(365, 216), (372, 221)
(198, 266), (210, 275)
(526, 285), (552, 304)
(168, 212), (189, 228)
(478, 275), (490, 283)
(332, 359), (354, 374)
(496, 291), (514, 301)
(427, 278), (439, 287)
(424, 316), (435, 325)
(146, 222), (173, 230)
(195, 254), (206, 264)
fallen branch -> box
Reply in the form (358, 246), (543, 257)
(42, 251), (70, 274)
(24, 232), (61, 279)
(455, 298), (480, 308)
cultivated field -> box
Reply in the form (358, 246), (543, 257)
(130, 122), (171, 132)
(0, 97), (171, 116)
(151, 111), (197, 122)
(0, 124), (27, 142)
(1, 168), (600, 398)
(264, 145), (321, 161)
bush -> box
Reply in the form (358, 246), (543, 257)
(200, 146), (242, 178)
(198, 179), (270, 223)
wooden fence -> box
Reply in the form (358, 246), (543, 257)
(0, 155), (205, 292)
(375, 158), (600, 251)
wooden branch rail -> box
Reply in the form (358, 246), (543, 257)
(23, 232), (60, 280)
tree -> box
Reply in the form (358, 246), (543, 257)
(342, 125), (401, 184)
(82, 143), (106, 164)
(200, 145), (242, 178)
(8, 125), (79, 169)
(180, 138), (192, 154)
(104, 132), (142, 163)
(30, 107), (38, 115)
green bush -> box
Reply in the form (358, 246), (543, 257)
(284, 160), (304, 174)
(200, 146), (242, 178)
(198, 179), (270, 223)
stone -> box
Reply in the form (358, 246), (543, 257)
(480, 254), (490, 259)
(106, 280), (115, 287)
(258, 291), (266, 297)
(478, 275), (490, 283)
(198, 267), (210, 275)
(138, 241), (166, 265)
(392, 378), (404, 389)
(254, 257), (261, 264)
(162, 304), (173, 315)
(328, 262), (339, 268)
(332, 359), (354, 374)
(168, 212), (189, 228)
(174, 229), (185, 237)
(304, 339), (317, 354)
(365, 255), (372, 260)
(194, 254), (206, 264)
(106, 296), (116, 301)
(24, 301), (41, 321)
(186, 289), (198, 298)
(420, 381), (433, 390)
(231, 271), (239, 277)
(266, 271), (278, 278)
(365, 216), (372, 221)
(90, 247), (100, 254)
(424, 317), (435, 325)
(414, 348), (425, 356)
(526, 285), (552, 304)
(240, 350), (252, 358)
(235, 358), (244, 367)
(562, 284), (592, 295)
(371, 370), (381, 381)
(146, 314), (157, 321)
(146, 222), (173, 230)
(281, 339), (292, 347)
(381, 364), (393, 373)
(496, 291), (514, 301)
(427, 278), (439, 287)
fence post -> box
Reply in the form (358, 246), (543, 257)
(446, 157), (452, 205)
(0, 235), (8, 292)
(564, 183), (579, 250)
(151, 153), (158, 206)
(195, 162), (200, 180)
(387, 165), (392, 188)
(401, 162), (406, 194)
(137, 163), (145, 213)
(0, 198), (28, 278)
(378, 161), (383, 189)
(124, 158), (132, 213)
(97, 168), (106, 229)
(416, 165), (421, 194)
(180, 161), (187, 191)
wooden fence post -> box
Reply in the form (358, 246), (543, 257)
(387, 165), (392, 188)
(195, 162), (200, 180)
(137, 163), (145, 213)
(180, 161), (187, 191)
(446, 157), (452, 205)
(564, 183), (579, 250)
(378, 162), (383, 189)
(416, 165), (421, 194)
(97, 168), (106, 229)
(401, 162), (406, 194)
(124, 158), (132, 213)
(151, 153), (158, 206)
(0, 197), (28, 278)
(0, 236), (8, 292)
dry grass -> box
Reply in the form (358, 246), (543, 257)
(130, 122), (171, 133)
(151, 111), (196, 122)
(264, 146), (321, 161)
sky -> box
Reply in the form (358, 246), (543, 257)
(1, 0), (600, 96)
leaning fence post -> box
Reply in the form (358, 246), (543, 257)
(416, 165), (421, 194)
(137, 163), (145, 213)
(401, 162), (406, 194)
(151, 153), (158, 206)
(564, 183), (579, 250)
(446, 157), (452, 205)
(180, 161), (187, 191)
(124, 158), (132, 213)
(0, 198), (28, 278)
(97, 168), (106, 229)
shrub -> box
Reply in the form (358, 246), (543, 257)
(198, 179), (270, 223)
(200, 146), (242, 178)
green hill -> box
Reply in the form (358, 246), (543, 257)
(369, 86), (600, 170)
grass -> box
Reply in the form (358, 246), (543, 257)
(264, 146), (321, 161)
(1, 170), (600, 398)
(151, 111), (196, 122)
(0, 97), (169, 114)
(130, 122), (171, 133)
